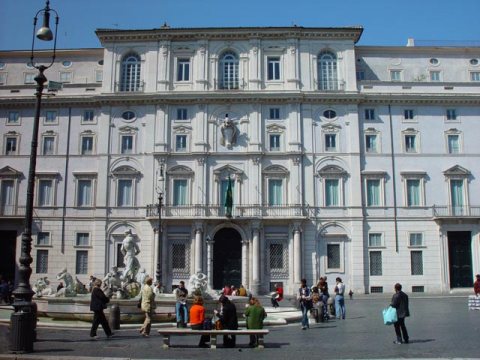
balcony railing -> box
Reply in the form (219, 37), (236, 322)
(0, 205), (26, 217)
(432, 205), (480, 218)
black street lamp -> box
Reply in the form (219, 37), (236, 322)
(155, 164), (165, 284)
(10, 0), (59, 353)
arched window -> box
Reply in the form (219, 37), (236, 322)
(219, 52), (239, 90)
(318, 51), (338, 91)
(120, 53), (141, 92)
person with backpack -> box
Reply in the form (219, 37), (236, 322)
(297, 278), (312, 330)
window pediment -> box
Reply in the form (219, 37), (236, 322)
(365, 127), (379, 134)
(172, 125), (192, 133)
(111, 166), (140, 177)
(36, 172), (60, 178)
(167, 165), (194, 177)
(443, 165), (470, 177)
(118, 125), (138, 133)
(400, 171), (427, 179)
(402, 128), (418, 134)
(263, 165), (289, 176)
(266, 124), (286, 133)
(361, 170), (387, 179)
(0, 166), (23, 178)
(318, 165), (347, 177)
(321, 123), (341, 132)
(445, 128), (460, 134)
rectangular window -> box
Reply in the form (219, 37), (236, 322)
(37, 232), (50, 246)
(220, 179), (235, 208)
(269, 108), (280, 120)
(8, 111), (19, 124)
(446, 109), (457, 121)
(177, 59), (190, 82)
(172, 244), (186, 269)
(409, 233), (423, 247)
(404, 109), (414, 120)
(365, 108), (375, 120)
(117, 179), (133, 206)
(173, 179), (188, 205)
(1, 180), (15, 215)
(356, 70), (365, 81)
(405, 134), (417, 153)
(369, 251), (382, 276)
(470, 72), (480, 82)
(450, 179), (464, 215)
(268, 179), (282, 206)
(176, 108), (187, 120)
(411, 251), (423, 275)
(76, 233), (90, 247)
(327, 244), (340, 269)
(269, 243), (284, 269)
(5, 137), (17, 155)
(83, 110), (94, 122)
(81, 136), (94, 155)
(365, 134), (377, 153)
(368, 233), (382, 247)
(77, 179), (92, 207)
(121, 135), (133, 154)
(75, 250), (88, 274)
(325, 134), (337, 152)
(325, 179), (339, 206)
(406, 179), (421, 206)
(38, 179), (53, 206)
(430, 71), (441, 82)
(45, 111), (57, 123)
(42, 136), (55, 155)
(0, 73), (6, 85)
(390, 70), (401, 81)
(175, 135), (187, 152)
(267, 57), (281, 80)
(25, 73), (35, 84)
(95, 70), (103, 82)
(447, 134), (460, 154)
(36, 250), (48, 273)
(366, 179), (381, 206)
(269, 134), (280, 151)
(60, 72), (72, 83)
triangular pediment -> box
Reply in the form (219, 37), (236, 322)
(167, 165), (194, 176)
(0, 166), (23, 178)
(443, 165), (470, 176)
(263, 165), (289, 175)
(318, 165), (347, 177)
(213, 165), (243, 176)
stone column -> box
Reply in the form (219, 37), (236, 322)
(206, 237), (214, 289)
(251, 222), (261, 295)
(194, 223), (203, 274)
(293, 223), (302, 286)
(241, 239), (249, 289)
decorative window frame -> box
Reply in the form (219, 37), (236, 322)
(82, 109), (96, 124)
(402, 128), (420, 154)
(213, 165), (244, 206)
(265, 233), (289, 279)
(172, 125), (191, 153)
(7, 111), (21, 125)
(444, 128), (462, 154)
(167, 165), (194, 206)
(219, 50), (240, 90)
(324, 235), (345, 273)
(35, 172), (60, 207)
(0, 166), (22, 214)
(317, 50), (339, 91)
(41, 130), (57, 156)
(169, 233), (191, 279)
(118, 51), (144, 92)
(73, 172), (97, 207)
(362, 171), (387, 207)
(400, 171), (427, 207)
(321, 123), (341, 152)
(266, 123), (285, 152)
(368, 232), (384, 248)
(111, 166), (141, 207)
(80, 130), (96, 155)
(266, 55), (282, 82)
(443, 165), (471, 210)
(364, 127), (381, 154)
(174, 56), (192, 83)
(4, 131), (20, 155)
(118, 125), (138, 154)
(263, 165), (289, 206)
(317, 165), (347, 207)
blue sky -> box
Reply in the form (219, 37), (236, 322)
(1, 0), (479, 50)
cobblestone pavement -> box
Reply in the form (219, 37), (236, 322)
(0, 296), (479, 359)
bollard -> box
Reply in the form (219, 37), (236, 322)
(108, 303), (120, 330)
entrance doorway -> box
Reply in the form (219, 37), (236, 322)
(448, 231), (473, 288)
(213, 228), (242, 290)
(0, 231), (17, 281)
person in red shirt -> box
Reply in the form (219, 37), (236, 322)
(189, 295), (210, 348)
(271, 283), (283, 308)
(222, 285), (232, 296)
(474, 274), (480, 295)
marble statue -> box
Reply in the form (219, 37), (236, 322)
(220, 114), (237, 149)
(188, 271), (208, 295)
(33, 277), (54, 297)
(120, 229), (141, 283)
(102, 266), (122, 297)
(136, 268), (148, 285)
(75, 277), (89, 294)
(55, 268), (76, 297)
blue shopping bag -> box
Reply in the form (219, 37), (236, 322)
(382, 306), (398, 325)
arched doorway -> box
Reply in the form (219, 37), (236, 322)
(213, 227), (242, 289)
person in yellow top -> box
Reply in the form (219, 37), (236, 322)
(237, 284), (247, 297)
(189, 295), (210, 348)
(139, 276), (155, 337)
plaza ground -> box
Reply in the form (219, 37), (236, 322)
(0, 295), (479, 359)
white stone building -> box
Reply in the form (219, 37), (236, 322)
(1, 26), (479, 295)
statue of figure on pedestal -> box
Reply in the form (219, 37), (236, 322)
(33, 277), (54, 297)
(121, 229), (141, 283)
(102, 266), (122, 297)
(220, 114), (237, 149)
(55, 268), (76, 297)
(188, 271), (208, 295)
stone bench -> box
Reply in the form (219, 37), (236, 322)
(157, 328), (269, 349)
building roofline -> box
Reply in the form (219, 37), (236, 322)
(356, 45), (480, 53)
(0, 48), (103, 57)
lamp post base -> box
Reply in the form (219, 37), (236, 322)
(9, 308), (35, 353)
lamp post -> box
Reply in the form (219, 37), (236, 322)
(155, 163), (165, 283)
(10, 1), (59, 353)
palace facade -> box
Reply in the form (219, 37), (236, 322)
(1, 26), (480, 295)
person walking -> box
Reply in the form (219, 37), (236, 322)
(215, 295), (238, 347)
(298, 278), (312, 330)
(334, 277), (346, 319)
(391, 283), (410, 344)
(271, 283), (284, 308)
(174, 281), (188, 327)
(139, 276), (155, 337)
(189, 295), (210, 348)
(89, 279), (113, 339)
(245, 297), (267, 347)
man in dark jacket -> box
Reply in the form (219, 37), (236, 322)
(90, 279), (113, 339)
(217, 295), (238, 347)
(391, 283), (410, 344)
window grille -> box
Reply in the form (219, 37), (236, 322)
(327, 244), (340, 269)
(120, 53), (141, 92)
(411, 251), (423, 275)
(220, 52), (239, 90)
(36, 250), (48, 273)
(171, 242), (190, 278)
(75, 250), (88, 274)
(370, 286), (383, 293)
(268, 241), (288, 279)
(369, 251), (382, 276)
(412, 286), (424, 293)
(318, 52), (338, 90)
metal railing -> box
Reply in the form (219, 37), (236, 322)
(432, 205), (480, 218)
